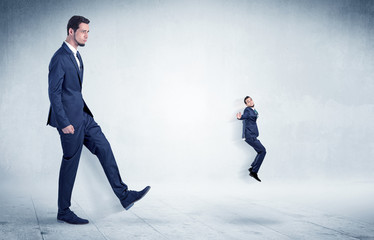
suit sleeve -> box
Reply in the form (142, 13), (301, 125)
(48, 55), (70, 129)
(239, 108), (257, 121)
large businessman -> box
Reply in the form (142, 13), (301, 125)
(236, 96), (266, 182)
(47, 16), (150, 224)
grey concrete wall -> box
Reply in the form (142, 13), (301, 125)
(1, 0), (374, 185)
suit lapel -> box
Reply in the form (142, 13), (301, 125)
(250, 108), (258, 119)
(69, 54), (82, 76)
(62, 43), (83, 87)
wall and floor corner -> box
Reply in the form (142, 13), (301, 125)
(1, 0), (374, 239)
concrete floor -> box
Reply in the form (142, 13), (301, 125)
(1, 179), (374, 240)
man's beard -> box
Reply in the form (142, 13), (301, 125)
(74, 35), (85, 47)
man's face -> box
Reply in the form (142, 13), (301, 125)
(73, 23), (89, 47)
(245, 97), (255, 107)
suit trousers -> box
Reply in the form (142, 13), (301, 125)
(245, 137), (266, 173)
(57, 112), (128, 213)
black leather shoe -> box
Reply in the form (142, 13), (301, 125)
(249, 171), (262, 182)
(57, 210), (89, 224)
(121, 186), (151, 210)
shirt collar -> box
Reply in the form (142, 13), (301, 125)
(64, 41), (78, 55)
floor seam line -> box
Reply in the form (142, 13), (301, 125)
(303, 220), (362, 240)
(73, 199), (110, 240)
(130, 211), (170, 240)
(161, 197), (294, 240)
(157, 198), (236, 239)
(30, 197), (45, 240)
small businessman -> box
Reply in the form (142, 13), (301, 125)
(236, 96), (266, 182)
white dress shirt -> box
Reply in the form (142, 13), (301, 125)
(64, 41), (80, 68)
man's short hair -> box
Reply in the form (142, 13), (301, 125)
(67, 16), (90, 35)
(244, 96), (251, 104)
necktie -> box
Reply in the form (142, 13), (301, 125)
(253, 109), (259, 118)
(76, 51), (83, 72)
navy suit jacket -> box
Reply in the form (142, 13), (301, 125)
(239, 107), (259, 139)
(47, 42), (93, 129)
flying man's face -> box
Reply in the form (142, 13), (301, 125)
(245, 97), (255, 108)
